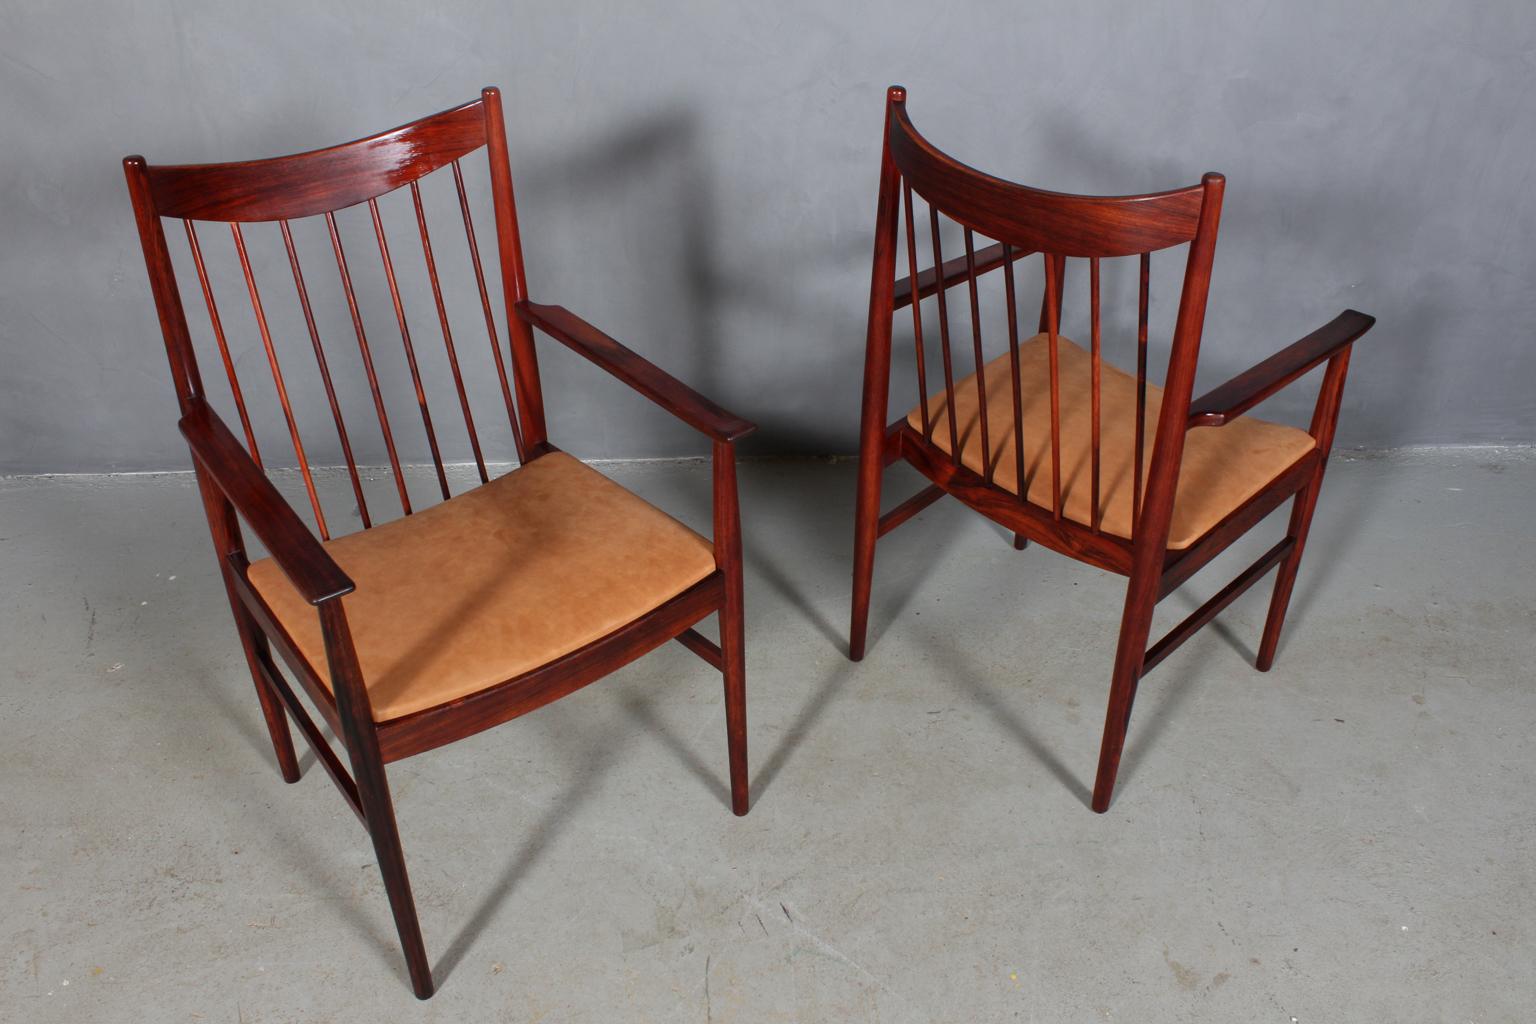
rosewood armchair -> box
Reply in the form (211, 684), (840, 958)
(124, 88), (753, 998)
(850, 87), (1374, 812)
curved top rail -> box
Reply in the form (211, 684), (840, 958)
(886, 89), (1212, 257)
(130, 96), (490, 222)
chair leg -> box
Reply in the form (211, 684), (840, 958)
(1012, 532), (1029, 550)
(1091, 573), (1159, 813)
(352, 751), (434, 999)
(720, 598), (750, 816)
(231, 602), (301, 783)
(1256, 470), (1326, 672)
(849, 459), (882, 662)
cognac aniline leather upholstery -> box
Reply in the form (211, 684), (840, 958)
(907, 333), (1316, 549)
(247, 451), (717, 722)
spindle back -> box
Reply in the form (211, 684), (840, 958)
(874, 87), (1224, 547)
(124, 88), (547, 540)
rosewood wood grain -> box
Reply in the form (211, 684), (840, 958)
(411, 180), (488, 483)
(849, 87), (1374, 814)
(897, 422), (1134, 574)
(370, 198), (451, 500)
(377, 574), (726, 762)
(1142, 537), (1293, 674)
(482, 86), (549, 454)
(515, 302), (755, 442)
(251, 648), (363, 823)
(1090, 172), (1225, 813)
(192, 466), (299, 783)
(452, 158), (525, 459)
(877, 482), (946, 538)
(894, 237), (1032, 311)
(714, 439), (750, 815)
(1157, 449), (1319, 599)
(326, 210), (413, 515)
(848, 86), (905, 662)
(320, 599), (432, 998)
(230, 222), (330, 537)
(928, 204), (962, 460)
(183, 220), (262, 462)
(902, 184), (931, 439)
(888, 99), (1203, 257)
(145, 100), (486, 223)
(280, 219), (372, 527)
(962, 228), (993, 481)
(676, 627), (724, 670)
(180, 401), (353, 604)
(127, 89), (758, 999)
(1257, 345), (1354, 670)
(1188, 310), (1375, 427)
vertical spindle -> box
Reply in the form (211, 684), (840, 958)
(230, 223), (328, 539)
(369, 198), (450, 501)
(326, 211), (412, 515)
(928, 206), (960, 461)
(411, 181), (487, 484)
(1090, 256), (1102, 532)
(902, 184), (931, 441)
(963, 228), (991, 481)
(1135, 251), (1150, 529)
(452, 160), (525, 461)
(184, 220), (262, 465)
(280, 220), (371, 529)
(1044, 252), (1063, 519)
(1002, 244), (1025, 497)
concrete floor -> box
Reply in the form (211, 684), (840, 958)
(1, 448), (1533, 1022)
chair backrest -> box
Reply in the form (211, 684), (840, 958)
(871, 86), (1225, 547)
(124, 88), (548, 540)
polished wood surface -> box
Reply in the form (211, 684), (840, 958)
(126, 88), (755, 998)
(850, 86), (1374, 813)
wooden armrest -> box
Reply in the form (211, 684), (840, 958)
(515, 301), (756, 443)
(1188, 309), (1375, 428)
(179, 400), (354, 605)
(892, 241), (1033, 311)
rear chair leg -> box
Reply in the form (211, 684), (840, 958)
(1091, 573), (1159, 813)
(1012, 533), (1029, 550)
(848, 461), (882, 662)
(230, 600), (301, 783)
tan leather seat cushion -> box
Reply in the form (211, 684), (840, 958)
(907, 333), (1315, 549)
(247, 451), (717, 722)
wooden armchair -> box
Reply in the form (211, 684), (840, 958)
(124, 88), (753, 998)
(849, 88), (1374, 812)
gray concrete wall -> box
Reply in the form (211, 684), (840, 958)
(2, 0), (1533, 473)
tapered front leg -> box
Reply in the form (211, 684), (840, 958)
(713, 441), (750, 815)
(1258, 348), (1353, 672)
(321, 602), (433, 998)
(356, 753), (433, 998)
